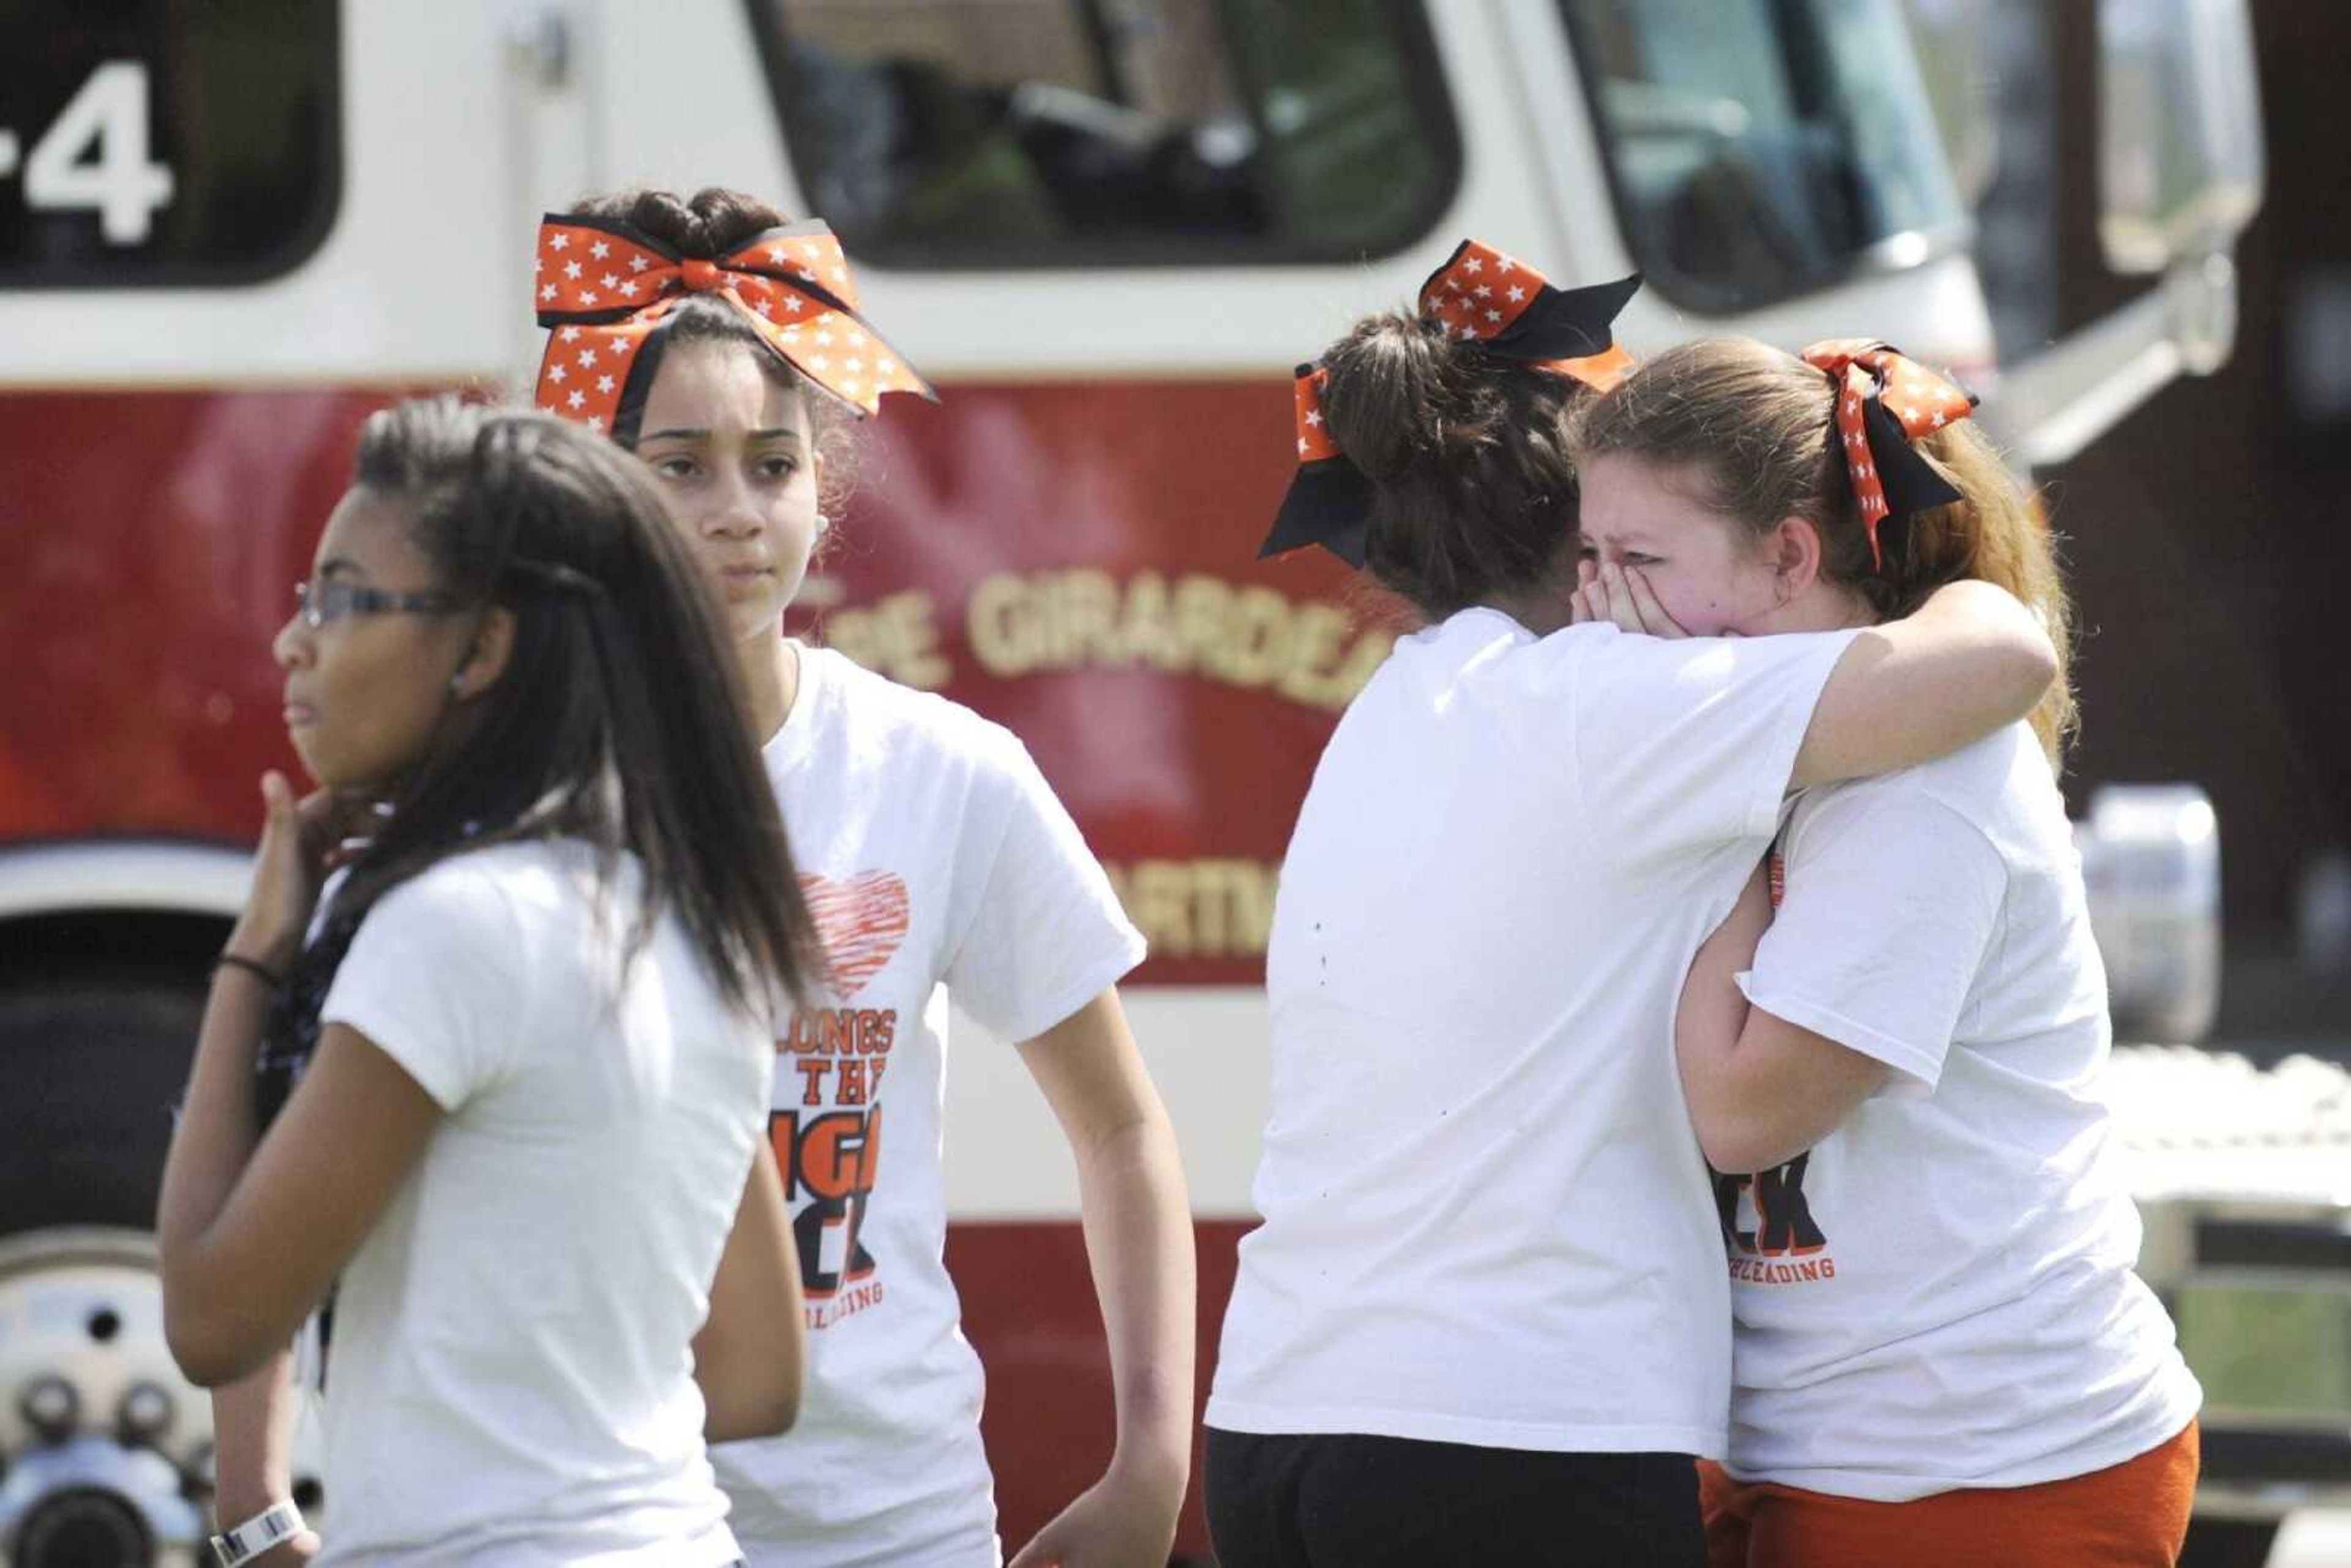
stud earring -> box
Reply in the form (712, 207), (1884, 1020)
(815, 512), (831, 534)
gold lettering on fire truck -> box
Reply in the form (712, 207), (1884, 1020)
(819, 590), (949, 689)
(1102, 858), (1279, 959)
(966, 570), (1393, 710)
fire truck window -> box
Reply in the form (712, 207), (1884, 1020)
(751, 0), (1459, 268)
(1557, 0), (1965, 312)
(0, 0), (338, 288)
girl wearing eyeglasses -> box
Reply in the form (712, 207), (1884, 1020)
(160, 399), (812, 1567)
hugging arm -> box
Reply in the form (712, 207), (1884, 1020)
(1792, 580), (2055, 789)
(1566, 571), (2052, 872)
(1674, 861), (1889, 1173)
(1677, 791), (2005, 1172)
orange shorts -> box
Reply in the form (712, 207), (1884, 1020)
(1697, 1420), (2199, 1568)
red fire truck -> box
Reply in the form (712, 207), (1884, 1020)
(7, 4), (2331, 1566)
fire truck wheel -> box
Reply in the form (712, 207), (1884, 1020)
(0, 1229), (217, 1564)
(0, 980), (203, 1241)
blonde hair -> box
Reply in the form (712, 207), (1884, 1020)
(1573, 337), (2077, 761)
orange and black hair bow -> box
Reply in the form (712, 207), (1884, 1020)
(531, 213), (936, 435)
(1799, 339), (1978, 572)
(1261, 240), (1640, 568)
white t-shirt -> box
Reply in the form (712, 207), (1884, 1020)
(714, 646), (1146, 1567)
(1206, 609), (1858, 1457)
(315, 840), (768, 1567)
(1722, 722), (2202, 1499)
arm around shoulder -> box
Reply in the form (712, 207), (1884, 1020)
(1792, 580), (2057, 789)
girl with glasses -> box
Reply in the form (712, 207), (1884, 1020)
(161, 399), (813, 1566)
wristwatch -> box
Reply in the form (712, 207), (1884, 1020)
(211, 1499), (304, 1567)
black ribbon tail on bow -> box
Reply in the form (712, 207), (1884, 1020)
(1861, 394), (1967, 517)
(1261, 461), (1375, 568)
(1859, 394), (1965, 570)
(1489, 272), (1643, 361)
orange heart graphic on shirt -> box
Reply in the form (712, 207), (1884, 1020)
(798, 871), (910, 1000)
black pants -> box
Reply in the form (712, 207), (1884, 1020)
(1205, 1428), (1705, 1568)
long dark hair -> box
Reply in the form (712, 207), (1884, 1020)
(258, 399), (817, 1119)
(1317, 310), (1594, 621)
(569, 186), (859, 512)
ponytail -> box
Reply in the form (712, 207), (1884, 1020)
(1318, 312), (1588, 621)
(1902, 421), (2078, 758)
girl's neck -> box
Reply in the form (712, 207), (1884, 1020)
(737, 629), (801, 748)
(1768, 580), (1881, 636)
(1490, 585), (1573, 636)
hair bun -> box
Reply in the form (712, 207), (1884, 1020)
(1304, 307), (1587, 621)
(1319, 311), (1459, 482)
(566, 186), (796, 260)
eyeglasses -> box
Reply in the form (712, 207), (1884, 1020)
(293, 579), (471, 630)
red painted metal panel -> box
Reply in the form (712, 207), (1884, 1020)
(949, 1217), (1249, 1560)
(5, 383), (1324, 1553)
(2, 380), (1384, 980)
(0, 390), (399, 846)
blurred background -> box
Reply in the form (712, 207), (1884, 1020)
(1957, 0), (2349, 1061)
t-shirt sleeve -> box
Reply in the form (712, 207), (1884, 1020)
(321, 863), (530, 1111)
(944, 733), (1148, 1043)
(1570, 627), (1859, 868)
(1736, 785), (2008, 1093)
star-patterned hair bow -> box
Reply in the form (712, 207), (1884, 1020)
(1414, 239), (1640, 384)
(1799, 339), (1978, 573)
(531, 213), (936, 435)
(1260, 241), (1641, 567)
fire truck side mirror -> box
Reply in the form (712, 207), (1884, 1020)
(2076, 784), (2222, 1046)
(1898, 0), (1999, 209)
(2097, 0), (2265, 281)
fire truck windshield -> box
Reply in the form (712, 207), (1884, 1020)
(751, 0), (1461, 268)
(1558, 0), (1967, 312)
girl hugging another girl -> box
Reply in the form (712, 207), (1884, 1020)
(1573, 337), (2200, 1568)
